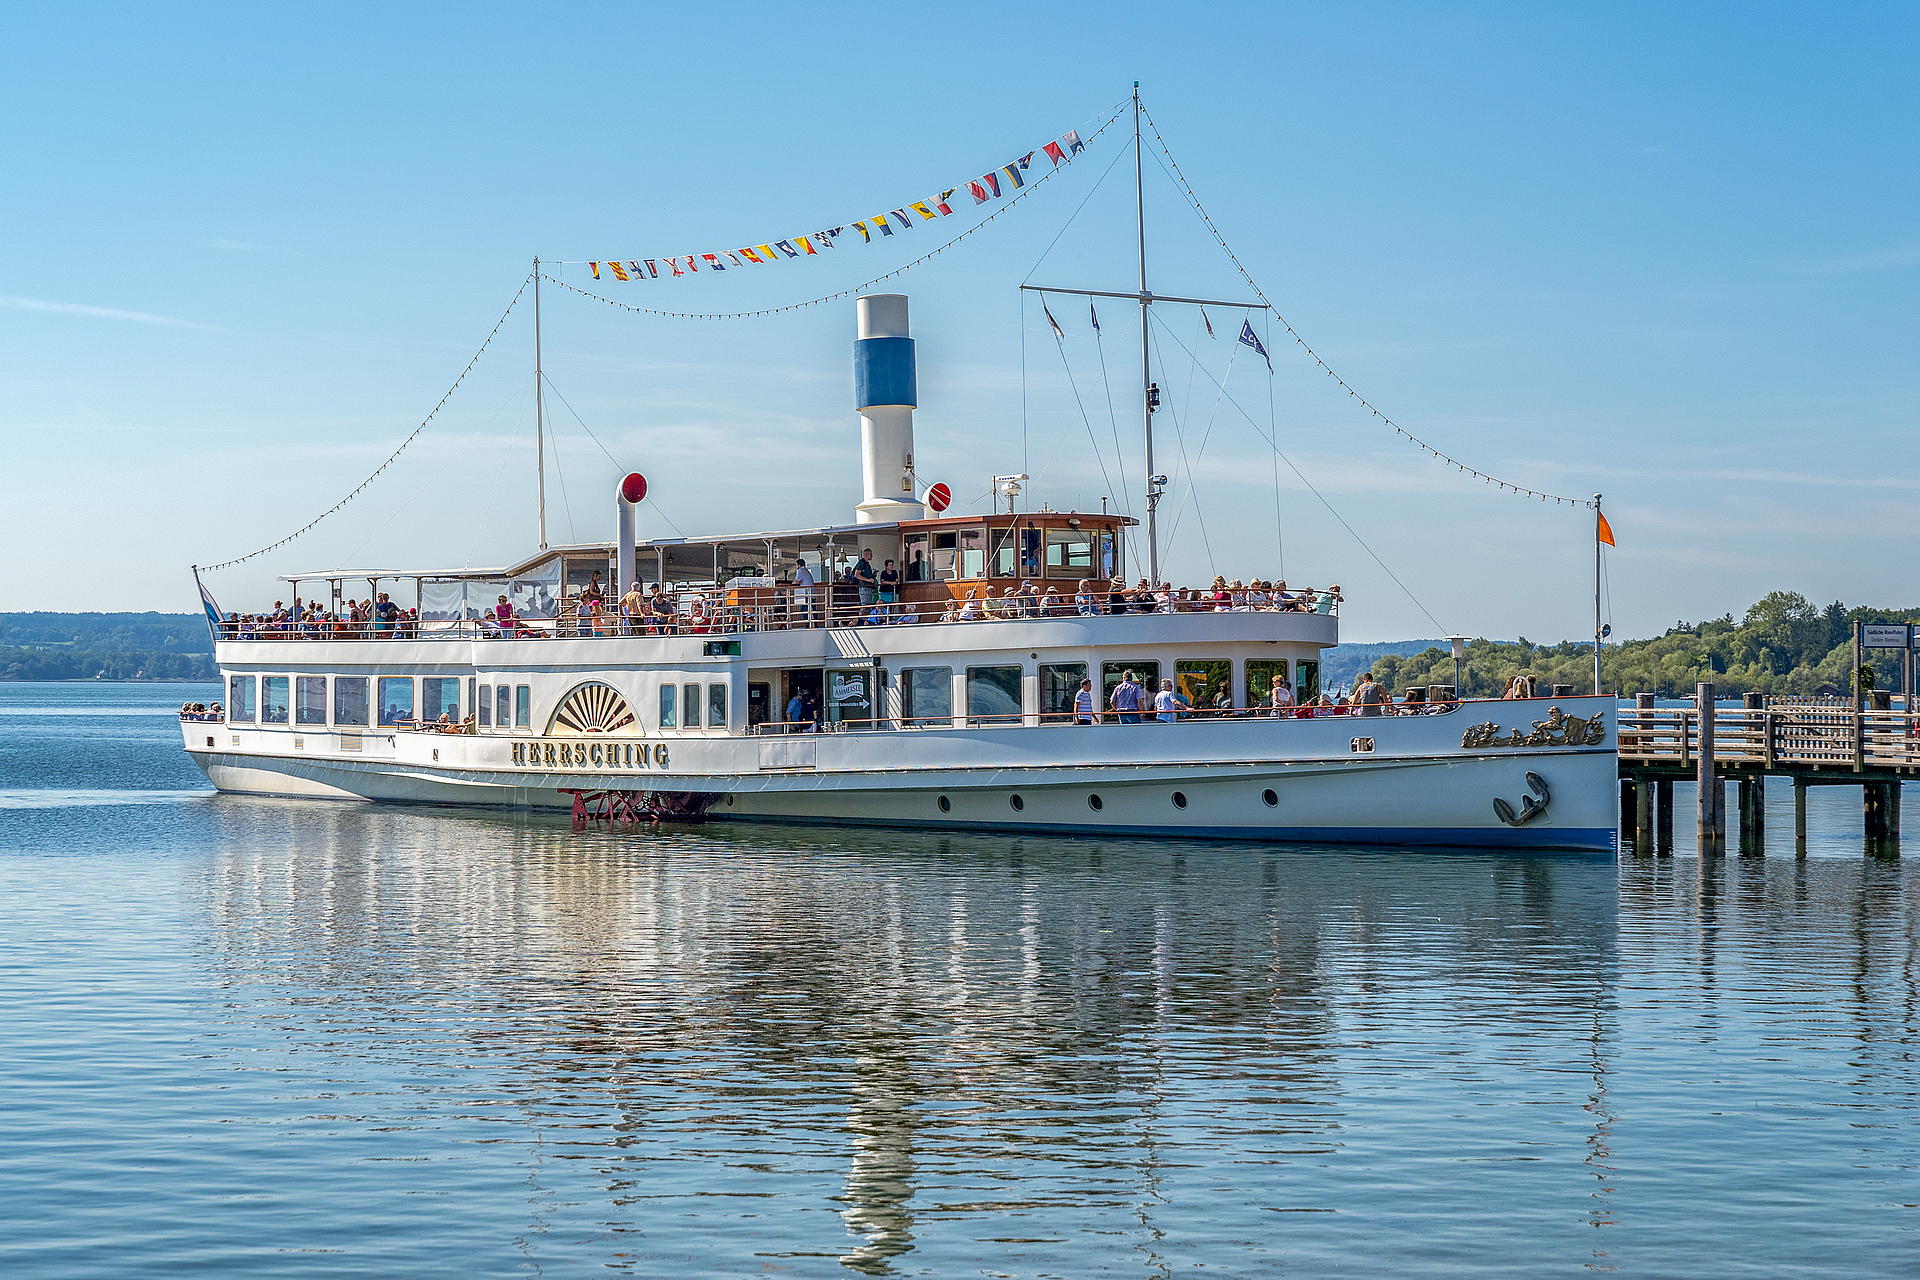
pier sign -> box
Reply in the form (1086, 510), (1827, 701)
(1861, 624), (1914, 649)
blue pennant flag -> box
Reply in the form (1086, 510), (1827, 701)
(1089, 302), (1100, 335)
(1238, 319), (1271, 371)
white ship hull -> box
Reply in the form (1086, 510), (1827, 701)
(185, 692), (1618, 852)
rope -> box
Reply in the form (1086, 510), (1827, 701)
(199, 271), (532, 572)
(1138, 102), (1593, 510)
(543, 107), (1128, 323)
(1151, 311), (1450, 635)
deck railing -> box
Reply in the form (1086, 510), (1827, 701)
(1618, 703), (1920, 773)
(216, 585), (1342, 643)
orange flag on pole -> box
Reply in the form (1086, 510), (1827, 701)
(1597, 510), (1616, 547)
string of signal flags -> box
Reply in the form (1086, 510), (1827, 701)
(568, 125), (1092, 284)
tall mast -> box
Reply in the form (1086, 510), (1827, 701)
(533, 256), (548, 550)
(1592, 493), (1604, 693)
(1133, 82), (1158, 586)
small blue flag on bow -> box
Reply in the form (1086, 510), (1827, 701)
(1238, 319), (1271, 371)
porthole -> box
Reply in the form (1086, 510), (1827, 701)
(1262, 789), (1278, 807)
(937, 795), (951, 813)
(1171, 791), (1188, 809)
(1010, 794), (1025, 812)
(1087, 794), (1104, 812)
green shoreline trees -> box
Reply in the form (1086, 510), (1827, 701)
(1365, 592), (1919, 698)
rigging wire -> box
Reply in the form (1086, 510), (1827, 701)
(1137, 102), (1593, 511)
(1148, 327), (1219, 579)
(541, 374), (689, 538)
(1047, 331), (1123, 529)
(1089, 313), (1134, 522)
(541, 106), (1129, 324)
(1151, 311), (1451, 635)
(1266, 309), (1285, 578)
(1161, 335), (1239, 554)
(199, 271), (533, 572)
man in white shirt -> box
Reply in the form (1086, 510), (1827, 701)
(1269, 675), (1296, 716)
(1072, 678), (1099, 725)
(792, 557), (816, 625)
(1153, 679), (1191, 723)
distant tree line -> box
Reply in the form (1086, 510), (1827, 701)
(1361, 593), (1920, 698)
(0, 613), (215, 681)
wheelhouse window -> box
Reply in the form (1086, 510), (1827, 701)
(1044, 530), (1094, 579)
(1175, 660), (1232, 714)
(227, 675), (256, 723)
(378, 676), (414, 726)
(682, 682), (701, 728)
(515, 685), (531, 728)
(901, 666), (953, 727)
(957, 529), (986, 579)
(421, 677), (461, 726)
(332, 676), (369, 727)
(966, 665), (1023, 726)
(1039, 662), (1088, 722)
(658, 684), (676, 729)
(295, 676), (328, 726)
(1247, 659), (1291, 710)
(261, 676), (290, 725)
(1101, 662), (1160, 711)
(707, 683), (728, 729)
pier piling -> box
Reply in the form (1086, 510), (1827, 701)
(1696, 682), (1726, 855)
(1793, 778), (1808, 857)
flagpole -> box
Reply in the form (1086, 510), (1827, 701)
(1133, 82), (1158, 586)
(533, 256), (549, 551)
(1592, 492), (1603, 694)
(191, 564), (219, 649)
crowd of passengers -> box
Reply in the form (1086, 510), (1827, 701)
(220, 565), (1344, 639)
(219, 592), (418, 639)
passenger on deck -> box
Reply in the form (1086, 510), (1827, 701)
(1038, 585), (1063, 615)
(1316, 585), (1342, 614)
(891, 603), (920, 624)
(1132, 579), (1158, 613)
(1154, 679), (1190, 723)
(1110, 671), (1145, 724)
(1074, 581), (1101, 615)
(687, 599), (711, 634)
(851, 549), (878, 605)
(1107, 578), (1130, 614)
(619, 582), (645, 636)
(1353, 672), (1388, 717)
(1268, 675), (1295, 715)
(877, 559), (901, 604)
(1065, 678), (1096, 725)
(791, 557), (816, 625)
(649, 585), (675, 634)
(954, 597), (981, 622)
(581, 573), (606, 606)
(905, 548), (927, 582)
(373, 593), (400, 634)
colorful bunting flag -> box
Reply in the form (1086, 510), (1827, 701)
(575, 122), (1093, 281)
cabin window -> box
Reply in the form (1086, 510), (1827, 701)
(927, 531), (960, 580)
(422, 677), (461, 725)
(1296, 660), (1320, 702)
(378, 677), (414, 726)
(494, 685), (510, 728)
(682, 682), (702, 728)
(477, 685), (492, 727)
(333, 677), (369, 727)
(903, 537), (932, 582)
(514, 685), (531, 728)
(1044, 530), (1095, 579)
(261, 676), (290, 725)
(228, 675), (256, 723)
(827, 668), (875, 727)
(658, 684), (676, 729)
(1246, 660), (1291, 710)
(966, 664), (1023, 726)
(707, 683), (728, 729)
(295, 676), (328, 725)
(1101, 662), (1160, 710)
(1039, 662), (1088, 722)
(902, 666), (953, 726)
(957, 529), (986, 579)
(1175, 660), (1232, 713)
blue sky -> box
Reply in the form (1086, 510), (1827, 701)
(2, 2), (1914, 641)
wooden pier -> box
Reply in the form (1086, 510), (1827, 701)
(1618, 683), (1916, 856)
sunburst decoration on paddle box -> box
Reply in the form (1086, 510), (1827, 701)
(547, 682), (638, 735)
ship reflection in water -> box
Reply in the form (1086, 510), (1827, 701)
(185, 799), (1920, 1276)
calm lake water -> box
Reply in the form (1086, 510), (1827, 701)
(2, 681), (1917, 1277)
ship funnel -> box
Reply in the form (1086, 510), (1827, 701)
(853, 293), (924, 524)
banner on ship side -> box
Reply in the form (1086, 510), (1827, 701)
(576, 128), (1088, 282)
